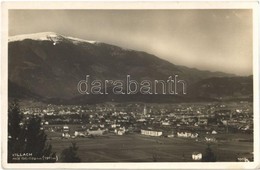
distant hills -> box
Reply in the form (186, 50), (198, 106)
(189, 76), (253, 101)
(8, 32), (253, 104)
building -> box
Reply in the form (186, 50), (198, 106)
(74, 131), (87, 137)
(63, 125), (69, 132)
(237, 157), (250, 162)
(177, 132), (198, 138)
(161, 121), (171, 126)
(212, 130), (218, 134)
(144, 105), (147, 115)
(141, 129), (162, 137)
(87, 129), (104, 136)
(198, 118), (208, 125)
(205, 137), (216, 142)
(167, 134), (174, 138)
(115, 127), (126, 135)
(192, 152), (202, 161)
(62, 133), (70, 138)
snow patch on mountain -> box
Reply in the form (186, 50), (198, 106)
(8, 32), (97, 45)
(9, 32), (61, 42)
(67, 37), (97, 44)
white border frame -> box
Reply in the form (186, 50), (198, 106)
(1, 1), (259, 169)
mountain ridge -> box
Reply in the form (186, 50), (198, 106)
(8, 32), (251, 104)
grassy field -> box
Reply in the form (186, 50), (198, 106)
(46, 131), (253, 162)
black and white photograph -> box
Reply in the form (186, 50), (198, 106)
(1, 1), (259, 169)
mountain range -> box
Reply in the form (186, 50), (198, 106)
(8, 32), (253, 104)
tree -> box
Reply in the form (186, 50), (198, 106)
(60, 142), (81, 162)
(202, 144), (217, 162)
(8, 100), (26, 162)
(8, 100), (56, 163)
(24, 116), (56, 162)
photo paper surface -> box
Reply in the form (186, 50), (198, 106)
(1, 1), (259, 169)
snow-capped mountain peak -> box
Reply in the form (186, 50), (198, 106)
(9, 32), (61, 42)
(8, 32), (97, 45)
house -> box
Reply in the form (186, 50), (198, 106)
(63, 125), (69, 132)
(74, 131), (87, 137)
(236, 152), (253, 162)
(192, 152), (202, 161)
(115, 127), (126, 135)
(161, 121), (171, 126)
(62, 132), (70, 138)
(141, 129), (162, 137)
(212, 130), (218, 134)
(137, 118), (146, 122)
(87, 129), (105, 136)
(191, 133), (199, 138)
(221, 120), (228, 126)
(205, 137), (216, 142)
(237, 157), (250, 162)
(198, 118), (208, 125)
(177, 132), (198, 138)
(167, 134), (174, 138)
(46, 112), (54, 116)
(111, 124), (120, 128)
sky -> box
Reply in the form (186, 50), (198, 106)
(9, 10), (252, 76)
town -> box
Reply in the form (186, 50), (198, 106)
(19, 101), (253, 162)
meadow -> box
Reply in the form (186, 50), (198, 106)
(46, 130), (253, 162)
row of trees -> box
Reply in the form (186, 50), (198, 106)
(8, 100), (81, 163)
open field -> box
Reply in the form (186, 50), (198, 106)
(47, 132), (253, 162)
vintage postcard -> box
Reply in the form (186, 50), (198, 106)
(1, 1), (259, 169)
